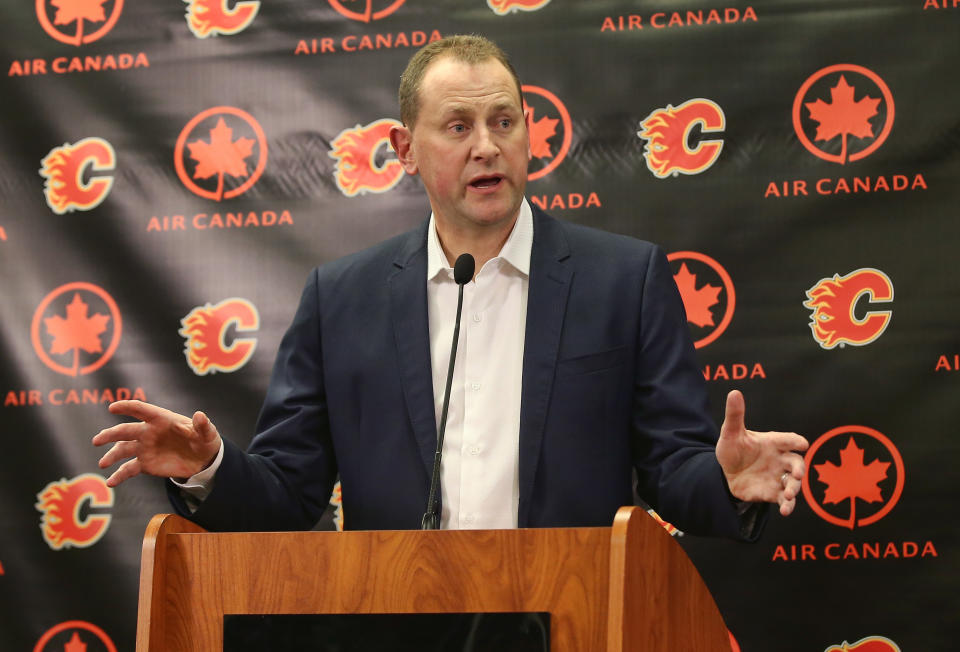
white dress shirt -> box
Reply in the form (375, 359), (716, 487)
(427, 200), (532, 529)
(176, 201), (534, 530)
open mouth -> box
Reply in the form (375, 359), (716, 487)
(469, 175), (503, 190)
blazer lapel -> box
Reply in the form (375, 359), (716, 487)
(518, 208), (572, 526)
(388, 223), (439, 483)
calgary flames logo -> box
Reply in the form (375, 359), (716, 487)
(329, 119), (404, 197)
(488, 0), (552, 15)
(35, 474), (113, 550)
(638, 99), (725, 178)
(179, 298), (259, 375)
(823, 635), (901, 652)
(184, 0), (260, 38)
(804, 268), (893, 349)
(40, 138), (115, 215)
(327, 0), (405, 22)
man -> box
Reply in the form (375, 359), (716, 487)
(94, 35), (807, 537)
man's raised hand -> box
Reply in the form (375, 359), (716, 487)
(92, 400), (222, 487)
(715, 390), (809, 516)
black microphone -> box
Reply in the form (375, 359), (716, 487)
(422, 253), (475, 530)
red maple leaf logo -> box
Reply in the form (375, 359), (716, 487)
(51, 0), (108, 44)
(64, 631), (88, 652)
(673, 263), (721, 328)
(814, 437), (890, 530)
(804, 75), (880, 165)
(43, 293), (110, 377)
(187, 118), (255, 201)
(524, 102), (558, 160)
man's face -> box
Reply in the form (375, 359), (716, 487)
(391, 56), (531, 234)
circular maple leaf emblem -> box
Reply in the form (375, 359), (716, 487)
(666, 251), (735, 349)
(33, 620), (117, 652)
(35, 0), (124, 46)
(793, 64), (895, 165)
(327, 0), (405, 22)
(802, 425), (905, 529)
(522, 84), (572, 182)
(174, 106), (268, 201)
(31, 282), (122, 377)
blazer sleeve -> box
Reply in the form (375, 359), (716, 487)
(167, 269), (338, 532)
(629, 246), (768, 540)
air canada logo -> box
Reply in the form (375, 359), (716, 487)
(40, 137), (115, 215)
(638, 99), (725, 178)
(667, 251), (735, 349)
(174, 106), (268, 201)
(179, 298), (258, 375)
(35, 473), (113, 550)
(31, 282), (122, 377)
(184, 0), (259, 38)
(36, 0), (124, 46)
(523, 84), (571, 181)
(329, 119), (404, 197)
(34, 620), (117, 652)
(803, 426), (904, 530)
(823, 635), (901, 652)
(328, 0), (405, 22)
(804, 268), (893, 349)
(794, 64), (895, 164)
(488, 0), (552, 15)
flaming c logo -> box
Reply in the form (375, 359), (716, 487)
(33, 620), (118, 652)
(523, 84), (572, 181)
(36, 0), (124, 46)
(804, 268), (893, 349)
(488, 0), (552, 15)
(794, 64), (894, 164)
(638, 99), (725, 178)
(329, 119), (404, 197)
(823, 635), (901, 652)
(31, 282), (122, 377)
(179, 298), (259, 375)
(327, 0), (405, 22)
(667, 251), (735, 349)
(184, 0), (259, 38)
(803, 426), (904, 530)
(40, 138), (115, 215)
(174, 106), (268, 201)
(35, 474), (113, 550)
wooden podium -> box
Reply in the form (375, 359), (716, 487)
(137, 506), (731, 651)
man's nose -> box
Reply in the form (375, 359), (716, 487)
(471, 126), (500, 159)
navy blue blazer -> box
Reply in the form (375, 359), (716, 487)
(171, 206), (759, 539)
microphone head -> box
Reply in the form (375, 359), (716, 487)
(453, 253), (475, 285)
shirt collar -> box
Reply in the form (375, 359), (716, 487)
(426, 199), (533, 280)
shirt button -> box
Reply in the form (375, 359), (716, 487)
(463, 514), (475, 524)
(472, 313), (482, 323)
(471, 382), (481, 391)
(469, 446), (481, 456)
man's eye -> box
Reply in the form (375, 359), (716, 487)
(451, 124), (466, 133)
(499, 119), (512, 128)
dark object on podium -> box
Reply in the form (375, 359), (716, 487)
(223, 612), (549, 651)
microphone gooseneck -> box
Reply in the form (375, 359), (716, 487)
(422, 253), (475, 530)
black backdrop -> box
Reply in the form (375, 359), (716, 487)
(2, 1), (958, 650)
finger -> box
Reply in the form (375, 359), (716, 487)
(779, 494), (796, 517)
(92, 422), (143, 446)
(98, 440), (138, 469)
(763, 431), (810, 453)
(105, 458), (142, 488)
(782, 476), (803, 502)
(721, 390), (746, 435)
(787, 453), (806, 480)
(193, 411), (218, 443)
(108, 399), (168, 422)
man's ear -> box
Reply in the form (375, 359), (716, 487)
(523, 106), (533, 162)
(389, 124), (418, 175)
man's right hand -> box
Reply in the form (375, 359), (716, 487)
(92, 400), (222, 488)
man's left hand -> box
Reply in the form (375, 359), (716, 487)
(716, 390), (809, 516)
